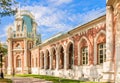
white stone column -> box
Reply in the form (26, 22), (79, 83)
(64, 49), (67, 70)
(56, 50), (59, 70)
(44, 54), (46, 69)
(102, 6), (114, 82)
(50, 54), (52, 70)
(7, 40), (13, 75)
(24, 39), (28, 74)
(40, 55), (42, 69)
(115, 7), (120, 83)
(94, 39), (97, 65)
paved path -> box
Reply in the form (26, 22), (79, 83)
(10, 77), (53, 83)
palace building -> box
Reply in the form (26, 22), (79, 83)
(6, 0), (120, 82)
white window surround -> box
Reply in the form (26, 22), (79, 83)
(78, 36), (90, 66)
(98, 43), (106, 64)
(81, 47), (88, 65)
(94, 30), (106, 65)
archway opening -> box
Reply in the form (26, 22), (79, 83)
(79, 38), (88, 65)
(52, 49), (56, 69)
(68, 43), (74, 69)
(59, 46), (64, 69)
(46, 50), (50, 69)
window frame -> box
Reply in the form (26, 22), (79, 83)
(98, 43), (106, 64)
(81, 47), (88, 65)
(16, 57), (21, 67)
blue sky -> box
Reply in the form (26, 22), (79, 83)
(0, 0), (106, 43)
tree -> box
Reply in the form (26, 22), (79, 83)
(0, 43), (7, 67)
(0, 0), (17, 20)
(0, 43), (7, 78)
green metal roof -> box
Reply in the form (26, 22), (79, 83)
(22, 15), (33, 33)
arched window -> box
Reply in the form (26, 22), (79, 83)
(59, 46), (64, 69)
(79, 38), (89, 65)
(16, 56), (21, 67)
(16, 43), (21, 49)
(98, 43), (106, 64)
(81, 47), (88, 65)
(97, 33), (106, 64)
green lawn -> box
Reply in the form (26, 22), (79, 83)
(0, 78), (12, 83)
(15, 74), (106, 83)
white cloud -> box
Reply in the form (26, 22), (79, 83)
(20, 3), (105, 41)
(48, 0), (73, 6)
(69, 7), (106, 25)
(0, 34), (6, 38)
(0, 23), (13, 42)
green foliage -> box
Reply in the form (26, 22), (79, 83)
(0, 78), (12, 83)
(0, 43), (7, 55)
(15, 74), (107, 83)
(0, 43), (7, 67)
(0, 0), (17, 20)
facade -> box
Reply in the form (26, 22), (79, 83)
(7, 10), (41, 74)
(6, 0), (120, 82)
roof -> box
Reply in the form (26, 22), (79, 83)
(22, 15), (33, 33)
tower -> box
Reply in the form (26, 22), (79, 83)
(7, 10), (41, 74)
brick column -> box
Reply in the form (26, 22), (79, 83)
(56, 50), (59, 70)
(64, 48), (67, 70)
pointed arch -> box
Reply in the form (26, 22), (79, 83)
(78, 36), (89, 65)
(51, 47), (56, 69)
(66, 41), (74, 69)
(58, 45), (64, 69)
(16, 55), (21, 67)
(94, 30), (106, 64)
(45, 49), (50, 69)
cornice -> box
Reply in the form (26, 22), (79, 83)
(68, 15), (106, 35)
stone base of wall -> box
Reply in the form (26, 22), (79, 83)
(31, 65), (105, 82)
(7, 67), (13, 75)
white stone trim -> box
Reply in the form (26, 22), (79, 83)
(66, 40), (74, 69)
(94, 30), (106, 65)
(78, 36), (90, 65)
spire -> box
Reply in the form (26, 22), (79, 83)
(15, 3), (21, 18)
(18, 3), (21, 17)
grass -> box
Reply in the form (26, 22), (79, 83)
(15, 74), (106, 83)
(0, 78), (12, 83)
